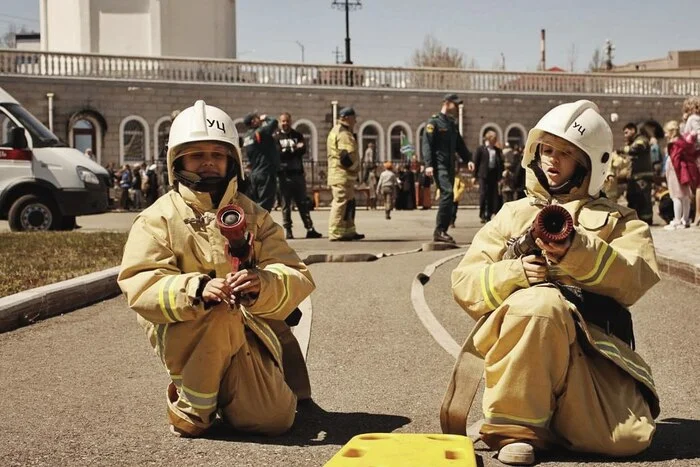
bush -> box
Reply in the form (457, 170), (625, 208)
(0, 232), (128, 298)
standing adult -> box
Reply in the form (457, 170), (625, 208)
(422, 94), (473, 243)
(474, 130), (505, 223)
(620, 122), (654, 225)
(362, 141), (376, 183)
(327, 107), (364, 241)
(243, 112), (280, 211)
(273, 112), (322, 239)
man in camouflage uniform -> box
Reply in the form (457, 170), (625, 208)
(422, 94), (473, 243)
(619, 122), (653, 224)
(326, 107), (364, 241)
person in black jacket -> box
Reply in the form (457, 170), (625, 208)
(421, 94), (474, 243)
(273, 112), (322, 239)
(474, 130), (505, 223)
(243, 112), (280, 211)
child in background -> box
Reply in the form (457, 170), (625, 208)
(376, 161), (399, 219)
(367, 164), (378, 210)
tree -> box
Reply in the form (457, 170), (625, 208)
(588, 47), (603, 72)
(567, 43), (578, 72)
(1, 23), (31, 49)
(411, 34), (467, 69)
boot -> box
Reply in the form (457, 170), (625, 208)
(265, 319), (312, 400)
(385, 211), (391, 220)
(433, 230), (456, 244)
(497, 442), (535, 465)
(285, 228), (294, 240)
(305, 228), (322, 239)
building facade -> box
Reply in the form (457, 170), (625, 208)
(0, 49), (697, 188)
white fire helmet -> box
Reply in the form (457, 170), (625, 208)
(166, 100), (243, 184)
(523, 100), (613, 197)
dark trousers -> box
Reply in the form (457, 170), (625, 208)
(626, 178), (653, 225)
(250, 172), (278, 212)
(279, 172), (314, 230)
(451, 201), (459, 225)
(435, 169), (454, 232)
(479, 171), (500, 221)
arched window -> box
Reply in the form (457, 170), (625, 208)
(68, 110), (106, 164)
(72, 119), (95, 155)
(416, 123), (427, 160)
(390, 127), (405, 162)
(505, 124), (527, 150)
(358, 120), (385, 163)
(479, 123), (503, 146)
(154, 116), (172, 161)
(361, 124), (379, 159)
(120, 116), (149, 164)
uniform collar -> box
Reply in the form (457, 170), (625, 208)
(178, 177), (240, 212)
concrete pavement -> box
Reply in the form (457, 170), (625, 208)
(1, 207), (700, 466)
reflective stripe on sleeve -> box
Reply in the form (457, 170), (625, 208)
(158, 276), (178, 322)
(573, 243), (617, 286)
(480, 265), (503, 310)
(257, 265), (291, 317)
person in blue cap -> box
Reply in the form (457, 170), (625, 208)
(326, 107), (364, 241)
(242, 112), (280, 211)
(422, 94), (474, 243)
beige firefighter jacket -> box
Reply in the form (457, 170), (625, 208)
(451, 169), (661, 416)
(118, 160), (315, 368)
(327, 122), (359, 186)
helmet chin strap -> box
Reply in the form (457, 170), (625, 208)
(173, 157), (242, 197)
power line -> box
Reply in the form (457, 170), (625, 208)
(0, 13), (40, 23)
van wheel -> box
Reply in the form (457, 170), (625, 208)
(8, 194), (59, 232)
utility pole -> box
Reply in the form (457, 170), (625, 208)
(604, 39), (615, 71)
(331, 0), (362, 65)
(332, 46), (344, 64)
(500, 52), (506, 71)
(295, 41), (305, 63)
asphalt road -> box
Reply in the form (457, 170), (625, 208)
(1, 208), (699, 466)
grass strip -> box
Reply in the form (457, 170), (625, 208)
(0, 231), (128, 298)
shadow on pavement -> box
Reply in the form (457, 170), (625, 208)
(533, 418), (700, 464)
(205, 400), (411, 447)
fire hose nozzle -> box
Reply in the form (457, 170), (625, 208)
(216, 204), (254, 272)
(503, 204), (574, 259)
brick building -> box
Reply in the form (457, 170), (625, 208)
(0, 49), (697, 190)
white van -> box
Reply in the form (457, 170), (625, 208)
(0, 87), (110, 231)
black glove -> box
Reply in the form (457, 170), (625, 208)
(339, 150), (353, 168)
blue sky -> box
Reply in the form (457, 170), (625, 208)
(0, 0), (696, 71)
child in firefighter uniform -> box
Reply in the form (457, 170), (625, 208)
(118, 100), (315, 438)
(449, 100), (660, 465)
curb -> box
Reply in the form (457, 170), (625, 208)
(0, 266), (121, 333)
(656, 254), (700, 286)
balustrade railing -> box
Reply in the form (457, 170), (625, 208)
(1, 50), (698, 97)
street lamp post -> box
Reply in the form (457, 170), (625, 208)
(331, 0), (361, 65)
(295, 41), (305, 63)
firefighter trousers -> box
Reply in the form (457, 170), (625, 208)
(143, 305), (296, 437)
(473, 285), (655, 456)
(328, 183), (357, 240)
(279, 172), (314, 231)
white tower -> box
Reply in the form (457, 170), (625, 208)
(40, 0), (237, 59)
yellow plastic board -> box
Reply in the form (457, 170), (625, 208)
(324, 433), (477, 467)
